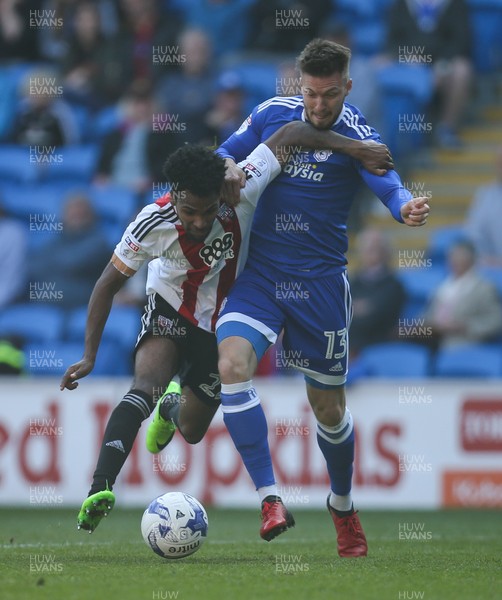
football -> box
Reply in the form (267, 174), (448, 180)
(141, 491), (208, 559)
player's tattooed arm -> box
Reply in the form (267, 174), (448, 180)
(60, 260), (129, 390)
(264, 121), (394, 176)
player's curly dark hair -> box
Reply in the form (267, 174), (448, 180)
(297, 38), (351, 79)
(163, 144), (226, 198)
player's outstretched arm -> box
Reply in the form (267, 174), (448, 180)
(264, 121), (394, 174)
(400, 196), (430, 227)
(60, 261), (128, 391)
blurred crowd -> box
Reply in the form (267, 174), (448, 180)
(1, 0), (502, 377)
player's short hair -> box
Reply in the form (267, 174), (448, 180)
(297, 38), (351, 80)
(163, 145), (226, 199)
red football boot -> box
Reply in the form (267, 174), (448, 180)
(327, 496), (368, 557)
(260, 496), (295, 541)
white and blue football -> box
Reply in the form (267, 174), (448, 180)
(141, 492), (208, 559)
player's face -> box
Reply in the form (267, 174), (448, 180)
(173, 191), (220, 242)
(301, 72), (352, 130)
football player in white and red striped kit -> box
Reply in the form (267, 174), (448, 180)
(59, 120), (393, 533)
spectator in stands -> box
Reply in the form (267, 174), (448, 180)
(349, 228), (406, 357)
(26, 192), (111, 309)
(92, 0), (182, 104)
(11, 69), (79, 146)
(94, 79), (175, 197)
(38, 0), (119, 63)
(465, 145), (502, 265)
(205, 71), (247, 145)
(0, 0), (41, 61)
(423, 239), (502, 348)
(59, 1), (106, 110)
(384, 0), (472, 149)
(0, 199), (27, 309)
(155, 28), (216, 145)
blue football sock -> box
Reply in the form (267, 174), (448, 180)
(221, 381), (275, 490)
(316, 408), (354, 498)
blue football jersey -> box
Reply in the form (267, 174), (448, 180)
(216, 96), (412, 276)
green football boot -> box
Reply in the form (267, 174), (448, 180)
(145, 381), (180, 454)
(77, 489), (115, 533)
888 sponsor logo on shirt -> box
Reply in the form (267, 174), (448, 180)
(199, 232), (234, 267)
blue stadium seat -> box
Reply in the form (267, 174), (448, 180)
(224, 62), (279, 112)
(66, 305), (141, 351)
(0, 145), (38, 183)
(467, 0), (502, 74)
(41, 144), (99, 184)
(356, 342), (432, 377)
(0, 304), (65, 344)
(398, 266), (447, 306)
(434, 343), (502, 378)
(24, 339), (131, 376)
(87, 184), (138, 230)
(426, 226), (468, 263)
(90, 105), (122, 141)
(350, 21), (387, 56)
(376, 64), (434, 157)
(0, 181), (75, 220)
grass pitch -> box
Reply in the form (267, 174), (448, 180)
(1, 507), (501, 600)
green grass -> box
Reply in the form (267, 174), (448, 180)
(1, 508), (501, 600)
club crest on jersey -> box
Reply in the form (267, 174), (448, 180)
(199, 232), (234, 266)
(313, 149), (332, 162)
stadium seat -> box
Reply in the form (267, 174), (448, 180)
(467, 0), (502, 74)
(0, 145), (39, 183)
(397, 266), (447, 306)
(356, 342), (432, 377)
(40, 144), (99, 184)
(434, 343), (502, 378)
(376, 64), (434, 157)
(24, 339), (131, 377)
(334, 0), (393, 56)
(90, 105), (122, 141)
(87, 184), (138, 230)
(426, 226), (468, 263)
(0, 304), (65, 344)
(219, 60), (279, 113)
(0, 181), (76, 220)
(66, 305), (142, 351)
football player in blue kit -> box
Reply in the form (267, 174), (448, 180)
(215, 39), (430, 555)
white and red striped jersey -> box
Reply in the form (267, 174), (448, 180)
(112, 143), (280, 332)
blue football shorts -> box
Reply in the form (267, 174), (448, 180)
(216, 265), (353, 386)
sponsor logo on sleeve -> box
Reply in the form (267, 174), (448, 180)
(125, 235), (140, 253)
(236, 115), (252, 135)
(243, 162), (262, 179)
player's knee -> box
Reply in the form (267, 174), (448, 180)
(311, 389), (346, 427)
(178, 424), (205, 445)
(218, 353), (252, 384)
